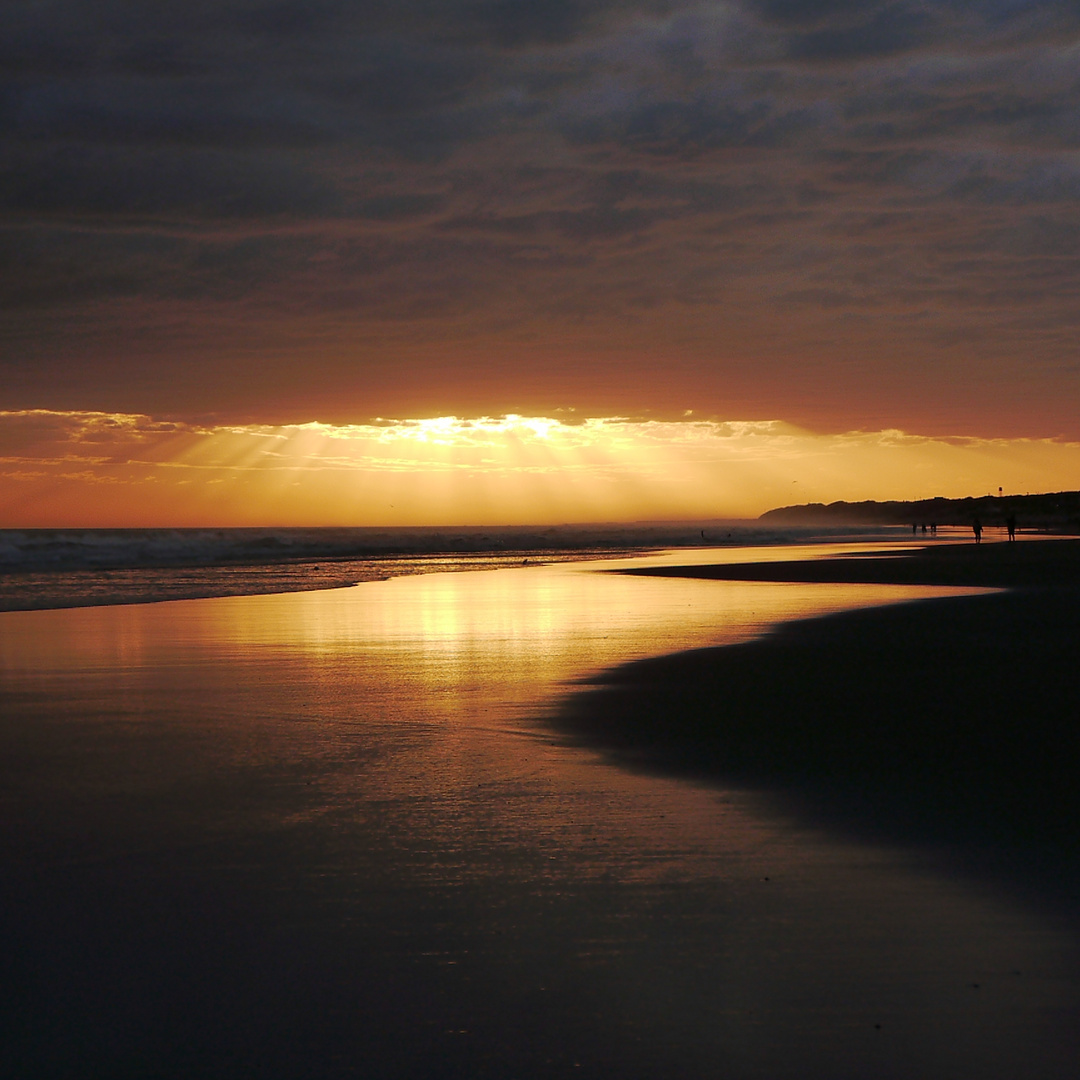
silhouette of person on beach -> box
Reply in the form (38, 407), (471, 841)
(912, 523), (917, 536)
(973, 516), (983, 544)
(1006, 513), (1017, 542)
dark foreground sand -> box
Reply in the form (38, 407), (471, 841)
(555, 539), (1080, 909)
(3, 543), (1079, 1079)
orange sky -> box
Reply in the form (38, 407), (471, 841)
(4, 3), (1080, 525)
(3, 410), (1078, 527)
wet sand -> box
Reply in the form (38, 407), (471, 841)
(558, 539), (1080, 907)
(3, 547), (1079, 1078)
(617, 535), (1080, 589)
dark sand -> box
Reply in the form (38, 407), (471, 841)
(3, 544), (1079, 1078)
(556, 539), (1080, 908)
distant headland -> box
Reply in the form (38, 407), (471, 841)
(760, 489), (1080, 531)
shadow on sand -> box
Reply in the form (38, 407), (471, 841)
(549, 540), (1080, 913)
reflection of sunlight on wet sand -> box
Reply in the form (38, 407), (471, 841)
(0, 547), (992, 866)
(1, 546), (1076, 1078)
(1, 546), (984, 707)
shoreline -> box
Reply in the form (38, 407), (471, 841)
(5, 532), (1072, 614)
(553, 539), (1080, 911)
(0, 523), (999, 613)
(615, 535), (1080, 589)
(0, 549), (645, 613)
(4, 535), (1079, 1077)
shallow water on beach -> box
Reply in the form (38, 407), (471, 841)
(1, 548), (1076, 1079)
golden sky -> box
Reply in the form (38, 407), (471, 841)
(3, 410), (1078, 526)
(4, 3), (1080, 524)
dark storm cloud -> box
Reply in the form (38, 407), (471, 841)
(1, 145), (339, 219)
(2, 0), (1080, 432)
(443, 204), (658, 240)
(564, 92), (821, 155)
(0, 226), (314, 307)
(3, 80), (330, 148)
(752, 0), (1080, 55)
(787, 5), (935, 62)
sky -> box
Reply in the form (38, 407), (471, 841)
(3, 1), (1080, 525)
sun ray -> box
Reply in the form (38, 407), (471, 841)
(1, 410), (1078, 527)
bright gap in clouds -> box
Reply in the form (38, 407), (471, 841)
(1, 411), (1079, 527)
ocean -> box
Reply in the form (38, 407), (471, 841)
(1, 539), (1076, 1078)
(0, 523), (929, 611)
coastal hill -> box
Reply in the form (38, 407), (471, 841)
(760, 489), (1080, 530)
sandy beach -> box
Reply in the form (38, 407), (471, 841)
(558, 538), (1080, 907)
(2, 542), (1078, 1078)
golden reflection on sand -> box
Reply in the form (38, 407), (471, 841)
(0, 548), (1076, 1079)
(0, 545), (982, 686)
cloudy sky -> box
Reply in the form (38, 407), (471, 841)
(3, 1), (1080, 523)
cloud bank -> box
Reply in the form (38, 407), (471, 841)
(3, 2), (1079, 436)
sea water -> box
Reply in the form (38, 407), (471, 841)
(1, 547), (1076, 1079)
(0, 523), (924, 611)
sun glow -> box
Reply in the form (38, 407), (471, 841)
(2, 410), (1079, 527)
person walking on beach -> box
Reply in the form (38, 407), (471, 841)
(1006, 512), (1017, 542)
(973, 516), (983, 544)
